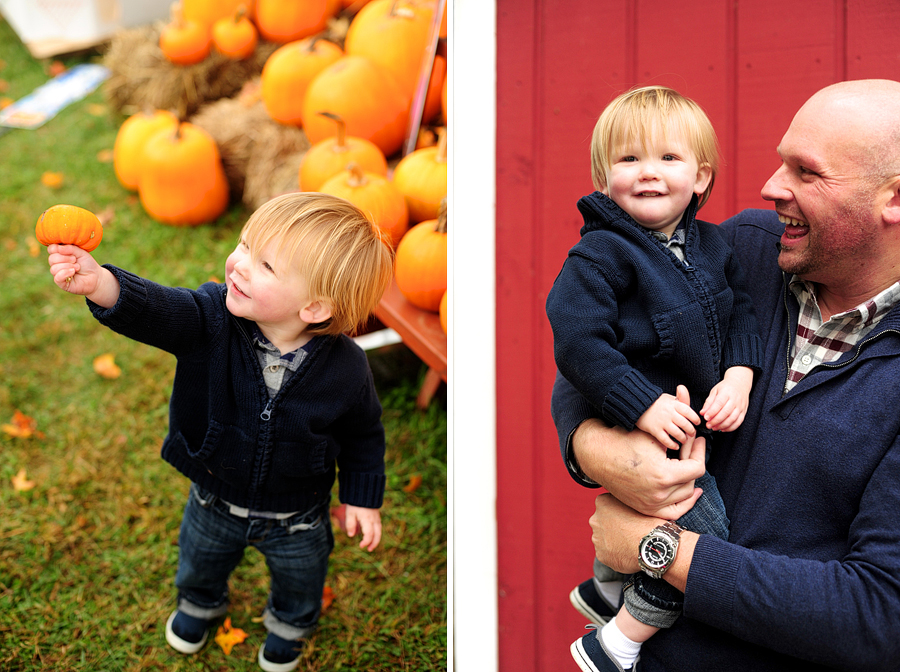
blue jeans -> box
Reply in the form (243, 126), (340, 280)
(175, 484), (334, 640)
(621, 469), (729, 628)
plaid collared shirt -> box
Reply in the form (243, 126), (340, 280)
(252, 328), (309, 398)
(785, 277), (900, 392)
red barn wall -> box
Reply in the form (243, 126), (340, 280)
(493, 1), (900, 670)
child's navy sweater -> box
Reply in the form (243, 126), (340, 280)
(88, 265), (386, 513)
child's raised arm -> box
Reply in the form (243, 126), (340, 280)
(47, 244), (120, 308)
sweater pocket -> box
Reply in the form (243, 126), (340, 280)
(176, 421), (255, 489)
(265, 439), (331, 493)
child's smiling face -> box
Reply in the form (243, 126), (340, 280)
(604, 128), (712, 236)
(225, 238), (319, 335)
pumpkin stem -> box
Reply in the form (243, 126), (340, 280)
(435, 127), (447, 163)
(169, 2), (185, 28)
(319, 111), (347, 150)
(234, 4), (248, 23)
(346, 162), (368, 188)
(436, 197), (447, 233)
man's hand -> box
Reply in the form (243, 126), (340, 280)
(573, 417), (707, 518)
(590, 493), (700, 590)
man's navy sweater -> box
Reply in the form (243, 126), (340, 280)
(553, 209), (900, 671)
(88, 265), (386, 513)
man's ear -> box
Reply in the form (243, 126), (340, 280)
(881, 175), (900, 226)
(300, 300), (333, 324)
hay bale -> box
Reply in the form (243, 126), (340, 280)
(190, 80), (309, 208)
(102, 25), (279, 118)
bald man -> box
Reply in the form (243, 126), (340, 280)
(554, 80), (900, 671)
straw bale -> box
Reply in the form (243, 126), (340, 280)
(190, 80), (309, 208)
(102, 25), (278, 118)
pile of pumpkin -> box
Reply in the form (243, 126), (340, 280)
(111, 0), (448, 331)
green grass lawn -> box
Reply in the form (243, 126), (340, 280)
(0, 17), (446, 671)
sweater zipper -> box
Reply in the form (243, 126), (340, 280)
(260, 399), (273, 422)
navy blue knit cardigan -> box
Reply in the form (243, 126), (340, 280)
(546, 192), (764, 428)
(88, 265), (386, 512)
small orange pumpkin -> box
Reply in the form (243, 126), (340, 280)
(159, 3), (212, 66)
(344, 0), (434, 101)
(422, 54), (446, 124)
(113, 109), (179, 191)
(302, 55), (409, 157)
(319, 163), (408, 249)
(212, 5), (258, 60)
(392, 127), (447, 222)
(254, 0), (342, 43)
(36, 204), (103, 252)
(261, 37), (343, 126)
(394, 197), (447, 312)
(299, 112), (388, 192)
(138, 122), (230, 226)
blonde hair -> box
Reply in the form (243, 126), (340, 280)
(239, 192), (394, 336)
(590, 85), (720, 208)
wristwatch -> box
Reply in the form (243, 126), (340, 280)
(638, 520), (683, 579)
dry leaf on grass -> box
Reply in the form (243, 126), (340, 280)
(321, 585), (335, 612)
(11, 469), (36, 492)
(93, 353), (122, 379)
(2, 410), (44, 439)
(41, 172), (64, 188)
(402, 474), (423, 493)
(214, 617), (248, 655)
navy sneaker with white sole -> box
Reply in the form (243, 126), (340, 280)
(569, 578), (618, 625)
(571, 626), (640, 672)
(165, 609), (211, 654)
(257, 632), (305, 672)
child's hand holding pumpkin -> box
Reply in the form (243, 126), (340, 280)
(46, 244), (120, 308)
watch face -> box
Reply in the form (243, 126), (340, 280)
(640, 533), (675, 571)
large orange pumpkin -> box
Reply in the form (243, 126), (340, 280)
(299, 112), (387, 192)
(113, 109), (179, 191)
(344, 0), (433, 101)
(159, 4), (211, 66)
(422, 54), (446, 124)
(212, 5), (258, 60)
(439, 289), (447, 333)
(302, 55), (409, 156)
(261, 38), (343, 126)
(394, 197), (447, 312)
(35, 204), (103, 252)
(139, 122), (230, 226)
(392, 127), (447, 222)
(254, 0), (342, 43)
(319, 163), (408, 249)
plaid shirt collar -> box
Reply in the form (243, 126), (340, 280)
(785, 276), (900, 392)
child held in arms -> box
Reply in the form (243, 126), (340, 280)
(546, 86), (763, 672)
(46, 192), (393, 672)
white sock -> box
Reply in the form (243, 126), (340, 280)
(596, 579), (623, 609)
(600, 617), (642, 669)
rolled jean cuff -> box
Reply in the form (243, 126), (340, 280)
(263, 608), (317, 641)
(622, 578), (682, 629)
(177, 597), (229, 621)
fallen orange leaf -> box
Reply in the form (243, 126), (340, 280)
(96, 149), (114, 163)
(11, 469), (36, 492)
(87, 103), (106, 116)
(2, 410), (44, 439)
(48, 61), (66, 77)
(0, 97), (12, 110)
(28, 237), (41, 257)
(321, 585), (335, 612)
(214, 617), (248, 655)
(93, 353), (122, 379)
(41, 172), (64, 188)
(402, 474), (423, 493)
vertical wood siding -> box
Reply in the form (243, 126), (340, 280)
(494, 1), (900, 669)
